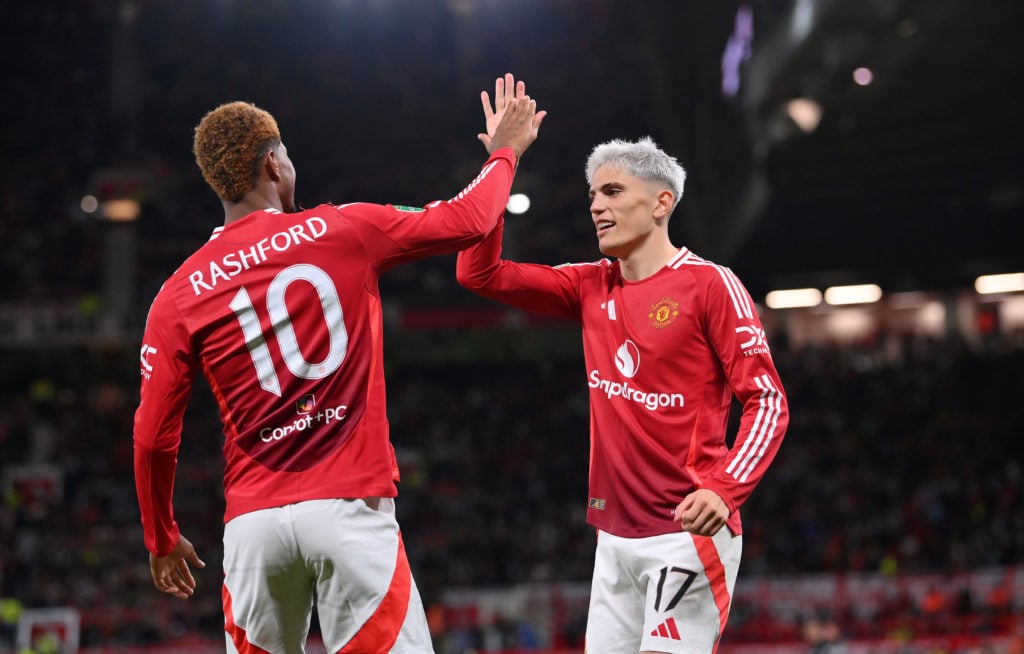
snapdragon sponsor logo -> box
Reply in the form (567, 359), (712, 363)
(588, 371), (685, 411)
(615, 340), (640, 378)
(189, 216), (328, 296)
(260, 403), (348, 443)
(588, 339), (684, 412)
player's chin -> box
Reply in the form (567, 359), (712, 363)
(596, 238), (618, 257)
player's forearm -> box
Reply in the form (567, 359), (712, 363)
(456, 215), (505, 291)
(457, 223), (582, 319)
(709, 374), (788, 509)
(438, 148), (517, 241)
(134, 442), (181, 556)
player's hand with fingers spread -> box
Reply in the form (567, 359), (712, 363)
(479, 72), (546, 155)
(487, 95), (546, 160)
(150, 534), (206, 600)
(673, 488), (730, 537)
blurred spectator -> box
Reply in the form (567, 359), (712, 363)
(800, 611), (846, 654)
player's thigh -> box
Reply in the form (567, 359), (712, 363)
(294, 497), (432, 653)
(637, 528), (743, 654)
(585, 530), (647, 653)
(390, 573), (433, 654)
(223, 505), (314, 654)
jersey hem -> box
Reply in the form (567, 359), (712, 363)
(224, 485), (399, 523)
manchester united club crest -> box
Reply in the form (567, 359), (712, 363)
(649, 297), (680, 328)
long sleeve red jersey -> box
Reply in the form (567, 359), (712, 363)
(457, 216), (788, 538)
(134, 148), (517, 556)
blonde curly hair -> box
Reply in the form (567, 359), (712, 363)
(193, 101), (281, 203)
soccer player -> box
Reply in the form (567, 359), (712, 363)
(456, 75), (788, 653)
(133, 93), (545, 652)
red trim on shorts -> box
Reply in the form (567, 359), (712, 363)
(694, 535), (731, 654)
(338, 532), (412, 653)
(223, 583), (274, 653)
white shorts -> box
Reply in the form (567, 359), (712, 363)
(222, 497), (432, 653)
(585, 527), (742, 654)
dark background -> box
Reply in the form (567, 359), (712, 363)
(2, 0), (1022, 306)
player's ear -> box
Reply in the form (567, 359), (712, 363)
(263, 148), (281, 182)
(653, 189), (674, 219)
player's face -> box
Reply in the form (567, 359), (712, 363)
(275, 142), (297, 212)
(589, 166), (664, 259)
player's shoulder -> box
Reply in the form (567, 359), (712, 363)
(319, 200), (430, 227)
(666, 247), (739, 285)
(554, 257), (613, 273)
(668, 248), (758, 318)
(286, 202), (379, 236)
(321, 201), (369, 211)
(322, 200), (424, 214)
(142, 275), (182, 326)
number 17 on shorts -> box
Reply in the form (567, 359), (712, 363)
(586, 528), (742, 654)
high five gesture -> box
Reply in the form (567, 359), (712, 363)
(479, 73), (547, 154)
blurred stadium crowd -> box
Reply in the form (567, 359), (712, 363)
(1, 328), (1022, 650)
(2, 2), (1022, 652)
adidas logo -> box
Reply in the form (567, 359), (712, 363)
(650, 616), (681, 640)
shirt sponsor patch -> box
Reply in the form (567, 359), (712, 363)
(736, 324), (771, 356)
(139, 344), (158, 380)
(392, 205), (424, 212)
(589, 498), (607, 510)
(296, 394), (316, 414)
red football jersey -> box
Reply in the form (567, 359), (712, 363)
(457, 217), (788, 538)
(134, 149), (517, 556)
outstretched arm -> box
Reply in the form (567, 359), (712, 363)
(457, 73), (582, 316)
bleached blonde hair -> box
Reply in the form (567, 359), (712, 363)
(585, 136), (687, 210)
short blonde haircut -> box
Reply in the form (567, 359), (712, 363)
(192, 101), (281, 203)
(586, 136), (687, 211)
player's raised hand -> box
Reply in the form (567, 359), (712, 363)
(487, 96), (546, 160)
(479, 73), (546, 153)
(149, 534), (206, 600)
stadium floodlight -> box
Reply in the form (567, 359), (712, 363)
(785, 98), (823, 133)
(102, 198), (141, 222)
(824, 283), (882, 306)
(765, 287), (822, 309)
(506, 193), (531, 215)
(852, 67), (874, 86)
(80, 194), (100, 215)
(975, 272), (1024, 295)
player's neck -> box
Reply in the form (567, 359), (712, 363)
(618, 240), (680, 282)
(223, 192), (284, 226)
